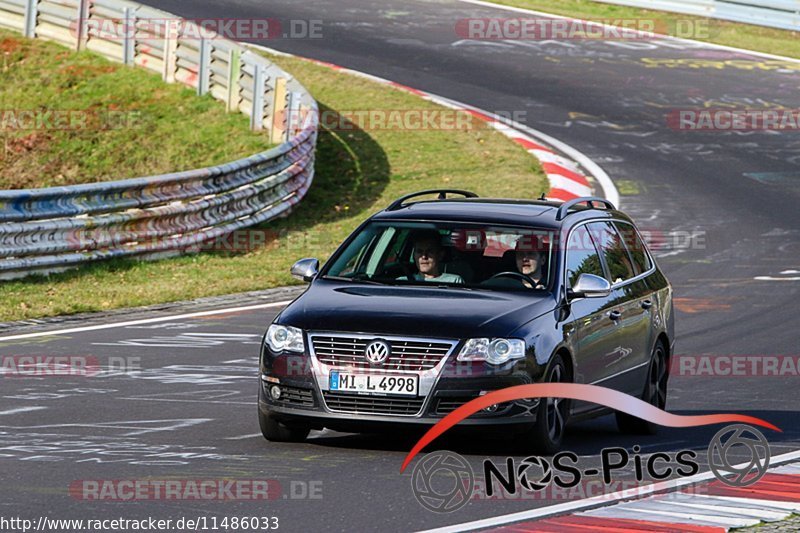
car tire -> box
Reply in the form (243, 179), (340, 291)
(522, 353), (571, 454)
(616, 340), (669, 435)
(258, 408), (311, 442)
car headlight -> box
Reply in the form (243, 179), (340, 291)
(457, 338), (526, 364)
(265, 324), (305, 353)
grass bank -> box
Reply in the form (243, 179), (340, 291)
(0, 29), (268, 189)
(0, 52), (548, 321)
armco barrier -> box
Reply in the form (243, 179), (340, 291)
(0, 0), (318, 279)
(593, 0), (800, 32)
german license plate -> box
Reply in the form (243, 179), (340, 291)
(329, 371), (418, 396)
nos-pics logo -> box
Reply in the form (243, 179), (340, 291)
(411, 424), (770, 513)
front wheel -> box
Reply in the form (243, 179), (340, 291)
(520, 353), (571, 454)
(616, 340), (669, 435)
(258, 409), (311, 442)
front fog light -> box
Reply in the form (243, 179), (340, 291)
(479, 391), (498, 412)
(270, 385), (282, 400)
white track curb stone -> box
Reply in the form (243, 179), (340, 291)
(246, 43), (619, 208)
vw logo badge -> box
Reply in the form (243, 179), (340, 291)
(365, 340), (391, 365)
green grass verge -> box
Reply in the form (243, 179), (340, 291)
(738, 513), (800, 530)
(0, 29), (269, 189)
(0, 53), (548, 321)
(484, 0), (800, 59)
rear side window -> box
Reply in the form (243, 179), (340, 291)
(565, 226), (605, 288)
(613, 221), (652, 276)
(588, 221), (636, 284)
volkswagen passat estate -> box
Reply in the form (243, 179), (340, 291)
(259, 191), (674, 452)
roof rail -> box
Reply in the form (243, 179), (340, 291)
(555, 197), (616, 221)
(386, 189), (478, 211)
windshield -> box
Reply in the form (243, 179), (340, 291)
(323, 221), (556, 291)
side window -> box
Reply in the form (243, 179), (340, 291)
(565, 226), (605, 288)
(613, 221), (652, 276)
(589, 221), (636, 285)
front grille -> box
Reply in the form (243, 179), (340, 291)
(435, 396), (478, 415)
(323, 391), (424, 415)
(435, 396), (512, 416)
(311, 335), (452, 371)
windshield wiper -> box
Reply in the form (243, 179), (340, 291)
(392, 280), (474, 290)
(322, 275), (384, 285)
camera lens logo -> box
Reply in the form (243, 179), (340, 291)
(411, 451), (474, 513)
(708, 424), (770, 487)
(516, 456), (552, 491)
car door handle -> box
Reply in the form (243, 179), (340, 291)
(641, 299), (653, 310)
(608, 310), (622, 321)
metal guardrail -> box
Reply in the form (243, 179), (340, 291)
(0, 0), (318, 279)
(593, 0), (800, 32)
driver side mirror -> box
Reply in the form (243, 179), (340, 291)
(290, 258), (319, 282)
(569, 273), (611, 299)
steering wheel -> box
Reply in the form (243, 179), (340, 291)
(394, 262), (411, 280)
(488, 271), (538, 286)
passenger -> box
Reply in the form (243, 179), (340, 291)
(403, 230), (464, 284)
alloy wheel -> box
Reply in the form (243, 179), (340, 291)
(546, 363), (569, 442)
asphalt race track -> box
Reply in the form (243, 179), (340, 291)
(4, 0), (800, 530)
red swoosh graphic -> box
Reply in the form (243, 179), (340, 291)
(400, 383), (780, 472)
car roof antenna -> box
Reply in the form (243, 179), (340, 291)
(538, 193), (547, 201)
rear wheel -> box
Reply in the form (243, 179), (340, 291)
(258, 408), (311, 442)
(521, 353), (571, 454)
(616, 340), (668, 435)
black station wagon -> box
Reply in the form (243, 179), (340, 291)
(259, 191), (674, 452)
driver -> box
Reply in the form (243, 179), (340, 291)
(515, 235), (545, 288)
(402, 230), (464, 284)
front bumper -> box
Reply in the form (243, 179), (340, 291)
(259, 400), (538, 436)
(259, 365), (540, 430)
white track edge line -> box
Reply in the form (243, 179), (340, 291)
(0, 300), (292, 342)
